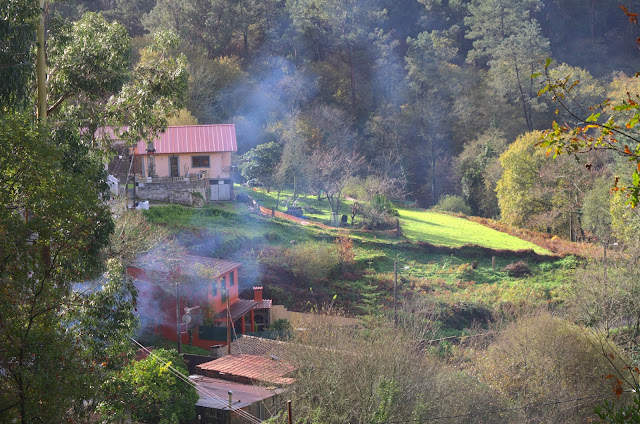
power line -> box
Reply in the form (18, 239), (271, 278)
(130, 338), (261, 424)
(129, 337), (262, 424)
(375, 393), (618, 423)
(229, 320), (275, 417)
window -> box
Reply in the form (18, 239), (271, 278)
(212, 281), (218, 297)
(192, 155), (210, 168)
(230, 270), (235, 286)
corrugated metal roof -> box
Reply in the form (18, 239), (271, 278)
(136, 125), (237, 154)
(197, 354), (296, 385)
(191, 375), (284, 410)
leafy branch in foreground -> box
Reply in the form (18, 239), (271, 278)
(536, 7), (640, 207)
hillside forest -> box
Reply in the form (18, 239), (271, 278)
(4, 0), (640, 423)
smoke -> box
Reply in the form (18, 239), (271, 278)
(220, 55), (319, 153)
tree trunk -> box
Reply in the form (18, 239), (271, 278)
(36, 0), (47, 122)
(513, 56), (533, 132)
(345, 40), (357, 111)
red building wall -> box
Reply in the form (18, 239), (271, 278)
(128, 265), (240, 349)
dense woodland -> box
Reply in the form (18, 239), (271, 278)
(4, 0), (640, 423)
(41, 0), (640, 237)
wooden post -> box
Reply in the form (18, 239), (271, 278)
(569, 211), (573, 242)
(491, 256), (496, 270)
(132, 161), (137, 208)
(227, 293), (231, 355)
(287, 400), (292, 424)
(175, 282), (181, 354)
(394, 260), (398, 328)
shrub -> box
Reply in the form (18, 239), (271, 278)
(262, 242), (340, 284)
(280, 321), (514, 423)
(502, 260), (531, 277)
(370, 194), (399, 216)
(270, 318), (292, 332)
(359, 195), (397, 229)
(476, 313), (633, 423)
(433, 195), (472, 215)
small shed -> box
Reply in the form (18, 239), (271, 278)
(190, 375), (284, 423)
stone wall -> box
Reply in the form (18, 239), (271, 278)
(135, 179), (209, 206)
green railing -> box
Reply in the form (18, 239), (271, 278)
(198, 325), (228, 341)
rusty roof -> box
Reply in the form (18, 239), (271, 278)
(190, 375), (284, 411)
(136, 125), (237, 154)
(129, 255), (241, 280)
(197, 354), (296, 386)
(215, 299), (258, 321)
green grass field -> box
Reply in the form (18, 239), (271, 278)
(141, 191), (575, 329)
(397, 208), (551, 254)
(242, 186), (550, 254)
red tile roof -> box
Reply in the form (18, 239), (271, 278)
(197, 354), (296, 385)
(256, 299), (272, 309)
(136, 125), (237, 154)
(129, 255), (241, 280)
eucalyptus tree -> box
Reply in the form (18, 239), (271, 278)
(0, 7), (189, 423)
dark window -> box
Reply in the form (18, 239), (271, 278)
(221, 276), (226, 288)
(212, 281), (218, 296)
(230, 270), (235, 286)
(192, 155), (210, 167)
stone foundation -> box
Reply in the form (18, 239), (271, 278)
(135, 179), (210, 206)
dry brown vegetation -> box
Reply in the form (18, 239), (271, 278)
(467, 216), (601, 258)
(262, 311), (631, 424)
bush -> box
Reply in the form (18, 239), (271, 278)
(502, 260), (531, 277)
(360, 195), (398, 230)
(270, 318), (292, 332)
(280, 321), (514, 423)
(476, 313), (633, 423)
(262, 242), (340, 284)
(433, 195), (472, 215)
(370, 194), (399, 216)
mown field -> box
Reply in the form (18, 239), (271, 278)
(143, 188), (579, 335)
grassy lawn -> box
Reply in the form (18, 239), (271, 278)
(397, 208), (551, 255)
(238, 185), (354, 223)
(140, 192), (575, 331)
(241, 186), (550, 254)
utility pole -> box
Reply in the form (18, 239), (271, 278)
(394, 260), (398, 328)
(287, 400), (293, 424)
(175, 282), (182, 354)
(227, 292), (231, 355)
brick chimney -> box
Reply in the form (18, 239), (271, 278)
(253, 286), (263, 303)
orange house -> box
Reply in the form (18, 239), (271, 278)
(127, 255), (270, 349)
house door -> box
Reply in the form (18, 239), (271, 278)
(210, 179), (219, 201)
(169, 156), (179, 177)
(218, 180), (231, 200)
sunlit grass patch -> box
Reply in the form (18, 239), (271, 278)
(397, 208), (551, 254)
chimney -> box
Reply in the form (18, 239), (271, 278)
(253, 286), (263, 303)
(228, 390), (233, 408)
(209, 345), (223, 359)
